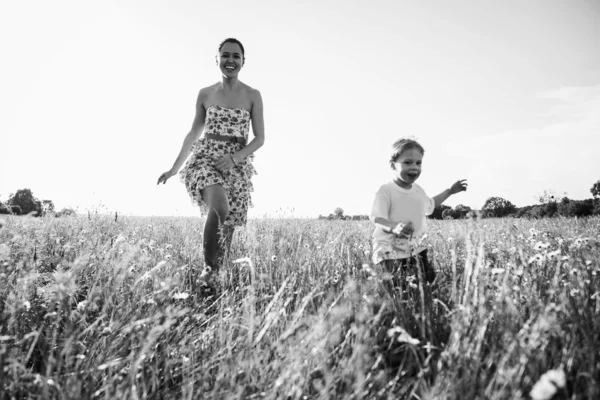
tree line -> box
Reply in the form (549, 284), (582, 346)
(323, 179), (600, 220)
(0, 189), (75, 217)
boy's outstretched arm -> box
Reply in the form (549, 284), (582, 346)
(433, 179), (468, 207)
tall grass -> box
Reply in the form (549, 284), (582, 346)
(0, 214), (598, 399)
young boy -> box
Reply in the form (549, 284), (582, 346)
(371, 138), (467, 284)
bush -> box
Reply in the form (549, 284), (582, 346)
(482, 197), (516, 218)
(56, 208), (76, 217)
(0, 201), (12, 215)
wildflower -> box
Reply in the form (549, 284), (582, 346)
(447, 237), (453, 242)
(528, 254), (544, 264)
(398, 331), (420, 345)
(332, 272), (341, 284)
(364, 250), (370, 256)
(114, 235), (126, 245)
(408, 282), (418, 289)
(271, 255), (277, 262)
(165, 254), (172, 261)
(76, 354), (86, 360)
(560, 255), (569, 261)
(534, 242), (549, 252)
(386, 326), (404, 337)
(530, 369), (566, 400)
(304, 244), (310, 249)
(47, 379), (55, 386)
(491, 268), (505, 275)
(585, 260), (592, 266)
(77, 301), (87, 311)
(387, 327), (420, 345)
(546, 249), (560, 260)
(23, 301), (31, 311)
(172, 292), (190, 300)
(570, 289), (579, 296)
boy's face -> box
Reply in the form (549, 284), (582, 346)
(393, 148), (423, 184)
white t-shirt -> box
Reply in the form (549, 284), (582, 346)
(370, 182), (435, 262)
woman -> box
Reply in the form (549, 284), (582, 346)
(157, 38), (265, 286)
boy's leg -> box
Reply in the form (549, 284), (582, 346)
(417, 249), (436, 283)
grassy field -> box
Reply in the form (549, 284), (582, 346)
(0, 214), (599, 399)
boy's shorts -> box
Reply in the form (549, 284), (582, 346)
(378, 249), (436, 284)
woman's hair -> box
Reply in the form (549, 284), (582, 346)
(218, 38), (245, 59)
(389, 138), (425, 169)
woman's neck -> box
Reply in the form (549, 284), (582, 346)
(220, 77), (240, 91)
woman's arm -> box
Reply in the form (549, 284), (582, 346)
(157, 89), (207, 184)
(232, 89), (264, 162)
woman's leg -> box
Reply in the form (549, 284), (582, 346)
(200, 184), (229, 272)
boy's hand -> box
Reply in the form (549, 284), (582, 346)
(449, 179), (468, 195)
(392, 221), (414, 238)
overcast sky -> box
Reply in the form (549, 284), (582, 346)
(2, 0), (599, 218)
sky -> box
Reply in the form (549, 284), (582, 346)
(1, 0), (600, 218)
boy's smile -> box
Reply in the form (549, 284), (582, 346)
(393, 148), (423, 188)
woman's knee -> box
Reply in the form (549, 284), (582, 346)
(202, 185), (229, 221)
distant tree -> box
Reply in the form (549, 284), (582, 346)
(334, 207), (344, 219)
(453, 204), (472, 219)
(482, 196), (517, 218)
(430, 205), (451, 220)
(558, 198), (594, 218)
(591, 180), (600, 200)
(8, 189), (42, 216)
(56, 207), (76, 217)
(536, 189), (557, 204)
(0, 201), (12, 215)
(42, 200), (55, 216)
(441, 208), (453, 220)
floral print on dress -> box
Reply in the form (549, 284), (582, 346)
(179, 106), (256, 227)
(204, 105), (250, 140)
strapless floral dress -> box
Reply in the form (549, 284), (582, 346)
(179, 105), (257, 226)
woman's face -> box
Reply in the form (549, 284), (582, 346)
(218, 42), (244, 78)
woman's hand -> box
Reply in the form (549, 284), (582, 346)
(157, 169), (177, 185)
(449, 179), (468, 195)
(392, 221), (414, 238)
(215, 154), (237, 172)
